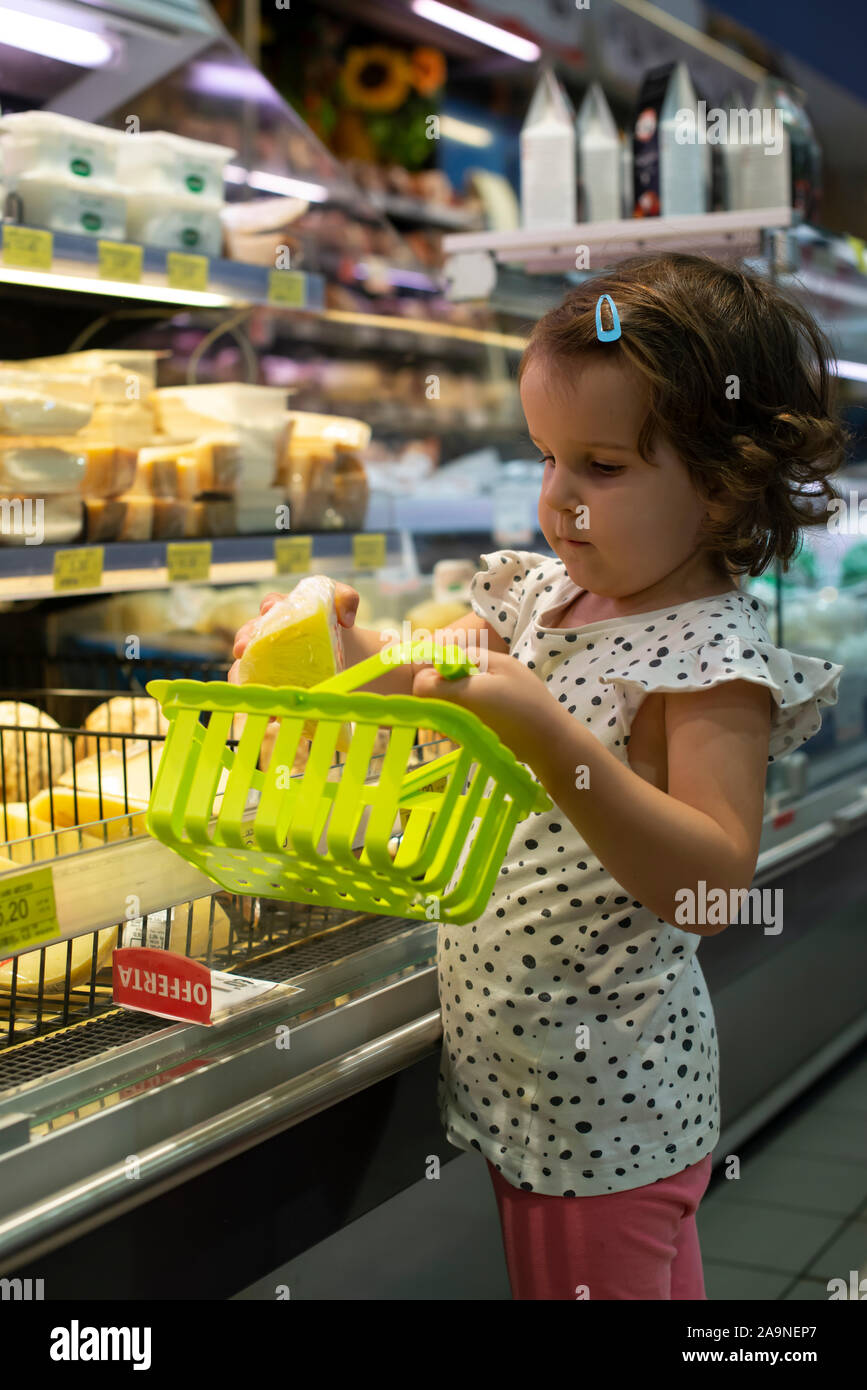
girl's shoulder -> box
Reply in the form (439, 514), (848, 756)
(469, 550), (564, 648)
(594, 589), (844, 765)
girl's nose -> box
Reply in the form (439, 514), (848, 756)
(543, 465), (580, 514)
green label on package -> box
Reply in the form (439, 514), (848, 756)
(0, 866), (59, 955)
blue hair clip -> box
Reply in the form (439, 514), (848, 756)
(595, 293), (621, 342)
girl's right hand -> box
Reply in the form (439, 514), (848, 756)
(228, 581), (360, 683)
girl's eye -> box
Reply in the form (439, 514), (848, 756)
(536, 454), (621, 474)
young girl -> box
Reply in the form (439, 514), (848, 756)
(232, 253), (846, 1300)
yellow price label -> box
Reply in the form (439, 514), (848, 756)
(98, 240), (143, 283)
(167, 542), (212, 582)
(274, 536), (313, 575)
(353, 533), (386, 571)
(847, 236), (866, 274)
(2, 225), (53, 271)
(267, 270), (306, 307)
(166, 251), (209, 292)
(53, 547), (104, 593)
(0, 866), (59, 955)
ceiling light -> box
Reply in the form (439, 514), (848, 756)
(0, 7), (114, 66)
(410, 0), (540, 62)
(224, 166), (329, 203)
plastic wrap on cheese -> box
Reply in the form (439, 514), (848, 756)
(237, 576), (352, 752)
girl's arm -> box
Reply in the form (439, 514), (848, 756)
(529, 680), (773, 938)
(410, 653), (772, 938)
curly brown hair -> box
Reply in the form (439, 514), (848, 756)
(517, 252), (850, 578)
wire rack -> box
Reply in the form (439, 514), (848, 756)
(0, 670), (455, 1063)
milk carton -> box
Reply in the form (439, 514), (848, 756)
(576, 82), (620, 222)
(633, 62), (708, 217)
(520, 67), (577, 228)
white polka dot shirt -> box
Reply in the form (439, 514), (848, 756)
(437, 550), (843, 1196)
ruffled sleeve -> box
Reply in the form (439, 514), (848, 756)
(470, 550), (547, 648)
(597, 638), (844, 763)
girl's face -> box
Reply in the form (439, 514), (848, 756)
(521, 356), (714, 599)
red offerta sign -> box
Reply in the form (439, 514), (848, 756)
(112, 947), (212, 1025)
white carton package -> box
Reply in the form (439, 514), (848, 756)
(114, 130), (235, 202)
(124, 190), (223, 257)
(8, 172), (126, 239)
(576, 81), (621, 223)
(0, 111), (122, 184)
(520, 67), (577, 229)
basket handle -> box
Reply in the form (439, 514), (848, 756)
(313, 639), (479, 695)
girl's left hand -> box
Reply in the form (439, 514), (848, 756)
(411, 649), (556, 767)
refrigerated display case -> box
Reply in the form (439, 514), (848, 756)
(0, 3), (865, 1299)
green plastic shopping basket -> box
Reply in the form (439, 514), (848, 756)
(145, 640), (551, 925)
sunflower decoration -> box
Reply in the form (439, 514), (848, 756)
(341, 46), (412, 113)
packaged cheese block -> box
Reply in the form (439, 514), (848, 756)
(331, 448), (369, 529)
(0, 703), (73, 803)
(0, 802), (103, 859)
(116, 492), (153, 540)
(83, 443), (136, 498)
(75, 696), (169, 761)
(286, 443), (335, 529)
(151, 498), (190, 538)
(82, 400), (156, 448)
(134, 444), (181, 497)
(84, 497), (125, 542)
(32, 742), (163, 838)
(184, 498), (236, 537)
(0, 439), (86, 492)
(0, 439), (134, 498)
(237, 575), (352, 752)
(0, 388), (92, 435)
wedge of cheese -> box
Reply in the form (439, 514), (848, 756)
(124, 894), (233, 958)
(31, 743), (162, 839)
(1, 803), (103, 859)
(237, 575), (352, 753)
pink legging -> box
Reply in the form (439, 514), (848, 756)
(486, 1152), (714, 1300)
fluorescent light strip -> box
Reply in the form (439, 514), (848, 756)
(0, 266), (231, 307)
(439, 114), (494, 147)
(411, 0), (540, 62)
(224, 165), (330, 203)
(0, 7), (114, 67)
(831, 359), (867, 384)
